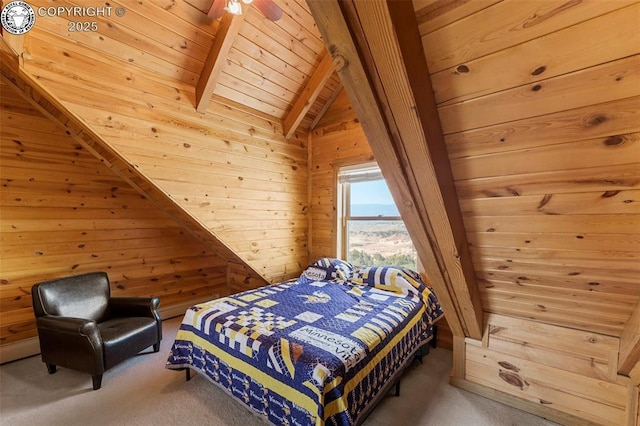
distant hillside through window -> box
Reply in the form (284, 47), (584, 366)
(350, 203), (400, 217)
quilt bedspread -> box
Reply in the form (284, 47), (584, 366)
(166, 277), (442, 425)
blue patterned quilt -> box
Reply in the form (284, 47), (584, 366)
(166, 264), (443, 426)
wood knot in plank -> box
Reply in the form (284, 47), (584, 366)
(601, 190), (619, 198)
(537, 194), (552, 210)
(584, 114), (607, 127)
(455, 64), (469, 74)
(498, 361), (520, 372)
(603, 135), (625, 146)
(507, 187), (520, 196)
(531, 66), (546, 76)
(489, 325), (506, 335)
(498, 370), (528, 390)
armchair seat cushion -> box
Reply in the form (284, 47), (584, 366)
(99, 317), (158, 369)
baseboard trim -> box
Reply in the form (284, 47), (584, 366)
(449, 377), (601, 426)
(0, 338), (40, 365)
(159, 295), (217, 320)
(0, 295), (218, 365)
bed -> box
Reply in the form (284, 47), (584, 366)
(166, 258), (443, 425)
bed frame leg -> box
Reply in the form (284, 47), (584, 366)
(415, 341), (430, 364)
(431, 324), (438, 348)
(395, 380), (400, 397)
(185, 368), (191, 381)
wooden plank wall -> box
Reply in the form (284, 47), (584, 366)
(454, 314), (638, 426)
(21, 10), (310, 283)
(0, 80), (229, 346)
(415, 0), (640, 337)
(411, 1), (640, 423)
(309, 89), (373, 261)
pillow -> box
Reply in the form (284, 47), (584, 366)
(299, 257), (353, 284)
(350, 265), (426, 296)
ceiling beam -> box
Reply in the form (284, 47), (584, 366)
(307, 0), (483, 339)
(310, 82), (343, 130)
(619, 299), (640, 375)
(283, 52), (335, 139)
(195, 11), (246, 113)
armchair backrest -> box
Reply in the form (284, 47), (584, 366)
(32, 272), (111, 322)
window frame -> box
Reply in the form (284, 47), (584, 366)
(336, 162), (412, 263)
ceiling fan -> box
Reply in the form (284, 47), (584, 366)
(208, 0), (283, 21)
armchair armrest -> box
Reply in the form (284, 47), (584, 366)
(109, 297), (160, 318)
(37, 316), (100, 337)
(36, 316), (104, 374)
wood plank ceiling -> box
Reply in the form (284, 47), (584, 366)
(184, 0), (340, 133)
(4, 0), (341, 137)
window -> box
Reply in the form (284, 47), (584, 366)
(338, 163), (417, 269)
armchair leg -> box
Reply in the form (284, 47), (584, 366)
(153, 342), (160, 352)
(92, 374), (103, 390)
(46, 364), (57, 374)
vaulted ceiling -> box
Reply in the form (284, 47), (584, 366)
(4, 0), (342, 134)
(184, 0), (342, 137)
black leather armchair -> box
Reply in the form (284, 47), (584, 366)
(31, 272), (162, 390)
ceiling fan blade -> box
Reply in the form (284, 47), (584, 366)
(207, 0), (225, 19)
(253, 0), (283, 21)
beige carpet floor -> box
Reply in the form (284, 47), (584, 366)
(0, 317), (558, 425)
